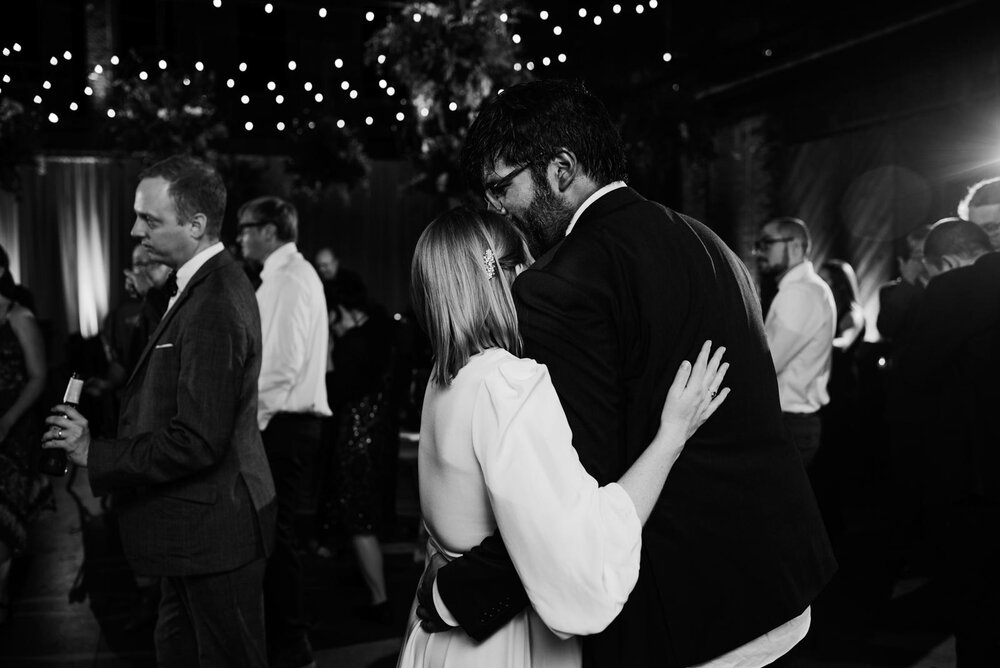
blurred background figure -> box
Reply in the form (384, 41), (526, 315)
(815, 259), (866, 547)
(0, 243), (49, 627)
(957, 176), (1000, 250)
(892, 218), (999, 665)
(317, 278), (396, 624)
(877, 224), (932, 345)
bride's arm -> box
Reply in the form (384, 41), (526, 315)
(617, 340), (729, 525)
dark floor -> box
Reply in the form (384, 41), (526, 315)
(0, 447), (959, 668)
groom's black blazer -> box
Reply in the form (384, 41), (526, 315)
(437, 187), (836, 666)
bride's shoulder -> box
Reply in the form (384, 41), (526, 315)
(480, 349), (552, 400)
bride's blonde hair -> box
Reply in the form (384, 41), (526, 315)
(411, 206), (533, 385)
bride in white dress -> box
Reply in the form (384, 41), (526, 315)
(398, 207), (730, 667)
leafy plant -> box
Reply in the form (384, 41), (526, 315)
(286, 117), (371, 198)
(366, 0), (530, 198)
(0, 98), (39, 194)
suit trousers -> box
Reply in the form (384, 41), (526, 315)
(782, 411), (822, 471)
(262, 413), (322, 650)
(154, 557), (267, 668)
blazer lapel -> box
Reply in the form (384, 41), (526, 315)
(125, 249), (235, 387)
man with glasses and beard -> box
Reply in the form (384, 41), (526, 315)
(415, 80), (836, 668)
(754, 217), (836, 471)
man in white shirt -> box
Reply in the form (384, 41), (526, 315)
(238, 196), (331, 668)
(957, 176), (1000, 250)
(754, 217), (836, 470)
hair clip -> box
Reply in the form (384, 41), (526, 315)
(483, 248), (497, 280)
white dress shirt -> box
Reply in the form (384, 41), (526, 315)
(764, 260), (837, 414)
(166, 242), (225, 313)
(256, 242), (331, 431)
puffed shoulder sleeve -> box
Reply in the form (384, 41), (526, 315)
(471, 357), (642, 637)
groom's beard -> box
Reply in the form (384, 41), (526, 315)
(513, 183), (577, 258)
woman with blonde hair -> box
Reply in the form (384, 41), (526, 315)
(398, 207), (730, 667)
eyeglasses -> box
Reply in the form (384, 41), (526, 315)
(753, 236), (796, 253)
(483, 154), (547, 212)
(236, 221), (272, 238)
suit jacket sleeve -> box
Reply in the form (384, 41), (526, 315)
(89, 302), (251, 496)
(437, 251), (621, 639)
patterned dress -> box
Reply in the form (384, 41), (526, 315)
(0, 303), (52, 553)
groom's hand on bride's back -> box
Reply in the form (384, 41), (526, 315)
(416, 550), (451, 633)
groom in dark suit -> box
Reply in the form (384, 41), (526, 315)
(43, 155), (276, 667)
(418, 80), (836, 667)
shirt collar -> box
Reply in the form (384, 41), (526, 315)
(175, 242), (224, 289)
(778, 259), (815, 288)
(260, 242), (297, 279)
(565, 181), (627, 237)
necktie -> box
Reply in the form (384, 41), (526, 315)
(165, 272), (179, 297)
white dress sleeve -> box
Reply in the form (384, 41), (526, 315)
(471, 356), (642, 638)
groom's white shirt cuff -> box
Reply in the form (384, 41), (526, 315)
(432, 579), (460, 627)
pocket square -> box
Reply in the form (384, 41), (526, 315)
(154, 343), (174, 349)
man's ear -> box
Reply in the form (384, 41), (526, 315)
(187, 213), (208, 241)
(550, 149), (579, 193)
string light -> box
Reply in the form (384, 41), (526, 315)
(264, 3), (273, 13)
(139, 71), (148, 80)
(386, 86), (395, 96)
(277, 121), (285, 130)
(635, 4), (644, 14)
(241, 94), (250, 104)
(413, 13), (421, 22)
(396, 111), (404, 121)
(337, 119), (345, 129)
(365, 11), (374, 21)
(378, 79), (387, 89)
(69, 102), (78, 111)
(288, 60), (296, 70)
(48, 112), (59, 123)
(63, 51), (72, 60)
(558, 53), (567, 62)
(500, 12), (508, 22)
(419, 107), (429, 117)
(349, 90), (358, 99)
(514, 63), (522, 71)
(50, 56), (58, 65)
(540, 10), (549, 20)
(239, 62), (248, 72)
(512, 34), (521, 44)
(158, 59), (167, 69)
(94, 64), (103, 74)
(649, 0), (658, 7)
(2, 48), (8, 57)
(212, 0), (221, 7)
(340, 80), (350, 90)
(542, 56), (551, 66)
(107, 109), (116, 118)
(578, 8), (587, 18)
(275, 94), (284, 104)
(448, 101), (458, 111)
(594, 16), (602, 25)
(553, 26), (562, 35)
(377, 54), (386, 64)
(662, 52), (672, 62)
(195, 61), (204, 71)
(763, 48), (773, 56)
(84, 86), (93, 95)
(43, 80), (51, 89)
(267, 81), (276, 91)
(613, 4), (622, 13)
(245, 121), (253, 131)
(314, 92), (323, 102)
(334, 58), (344, 68)
(13, 43), (21, 52)
(110, 55), (119, 65)
(183, 77), (190, 85)
(308, 121), (315, 129)
(226, 78), (235, 88)
(365, 116), (373, 125)
(33, 95), (42, 103)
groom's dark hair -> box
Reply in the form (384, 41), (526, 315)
(461, 79), (628, 197)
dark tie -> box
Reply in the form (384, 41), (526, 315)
(165, 272), (178, 297)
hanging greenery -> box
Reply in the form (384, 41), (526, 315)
(285, 116), (371, 199)
(103, 69), (228, 160)
(0, 98), (39, 194)
(366, 0), (530, 200)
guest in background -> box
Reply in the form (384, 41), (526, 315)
(314, 246), (365, 307)
(238, 196), (331, 668)
(42, 155), (276, 667)
(957, 176), (1000, 249)
(318, 279), (395, 623)
(754, 217), (837, 470)
(0, 243), (49, 627)
(815, 259), (866, 545)
(894, 218), (999, 664)
(877, 224), (932, 343)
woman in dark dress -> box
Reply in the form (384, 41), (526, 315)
(0, 244), (49, 625)
(319, 279), (396, 621)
